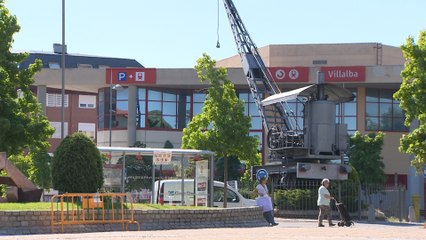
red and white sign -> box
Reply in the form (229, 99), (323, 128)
(321, 66), (365, 82)
(268, 67), (309, 82)
(106, 68), (156, 84)
(153, 152), (172, 165)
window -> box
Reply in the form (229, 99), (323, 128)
(115, 88), (129, 128)
(147, 90), (177, 129)
(46, 93), (69, 107)
(365, 88), (407, 132)
(136, 88), (190, 129)
(213, 186), (240, 203)
(192, 93), (206, 116)
(78, 123), (96, 139)
(48, 62), (60, 69)
(336, 89), (357, 135)
(50, 121), (68, 139)
(79, 95), (96, 109)
(238, 93), (262, 130)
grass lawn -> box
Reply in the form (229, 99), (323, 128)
(0, 202), (209, 211)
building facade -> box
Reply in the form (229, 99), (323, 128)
(28, 43), (417, 189)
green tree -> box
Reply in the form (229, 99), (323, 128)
(7, 149), (52, 189)
(182, 53), (260, 207)
(348, 131), (386, 185)
(0, 1), (54, 155)
(51, 133), (104, 193)
(393, 30), (426, 173)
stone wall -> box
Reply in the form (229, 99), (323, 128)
(0, 206), (267, 235)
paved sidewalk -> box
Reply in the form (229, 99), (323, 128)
(0, 218), (424, 240)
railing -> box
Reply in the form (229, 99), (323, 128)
(237, 179), (407, 221)
(51, 192), (139, 233)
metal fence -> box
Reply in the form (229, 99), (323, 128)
(237, 178), (406, 221)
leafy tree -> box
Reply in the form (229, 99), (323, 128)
(28, 150), (52, 189)
(51, 133), (103, 193)
(348, 131), (386, 185)
(0, 1), (54, 155)
(393, 30), (426, 173)
(7, 149), (52, 189)
(182, 53), (260, 207)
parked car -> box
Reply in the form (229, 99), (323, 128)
(153, 179), (255, 208)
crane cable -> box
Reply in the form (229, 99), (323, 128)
(216, 0), (220, 48)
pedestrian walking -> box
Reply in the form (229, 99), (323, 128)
(317, 178), (335, 227)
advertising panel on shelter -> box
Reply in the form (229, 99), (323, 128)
(106, 68), (156, 84)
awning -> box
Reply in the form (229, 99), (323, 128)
(261, 84), (355, 106)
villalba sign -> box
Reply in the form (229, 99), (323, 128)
(321, 66), (365, 82)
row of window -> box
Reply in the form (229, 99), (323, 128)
(47, 88), (407, 140)
(98, 87), (406, 133)
(46, 93), (96, 109)
(50, 122), (95, 139)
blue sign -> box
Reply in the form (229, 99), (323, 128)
(423, 165), (426, 178)
(256, 169), (268, 181)
(118, 72), (127, 81)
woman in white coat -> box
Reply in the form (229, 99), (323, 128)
(255, 176), (278, 226)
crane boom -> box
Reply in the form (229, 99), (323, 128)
(221, 0), (355, 181)
(222, 0), (295, 132)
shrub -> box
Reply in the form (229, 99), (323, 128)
(51, 133), (103, 193)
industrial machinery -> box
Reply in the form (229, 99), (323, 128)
(221, 0), (354, 182)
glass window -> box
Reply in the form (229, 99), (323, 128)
(365, 88), (408, 132)
(78, 123), (96, 139)
(163, 102), (177, 115)
(251, 117), (262, 130)
(148, 102), (161, 112)
(193, 103), (203, 116)
(137, 88), (184, 129)
(249, 104), (259, 117)
(46, 93), (69, 107)
(213, 186), (240, 203)
(138, 88), (146, 100)
(192, 92), (206, 117)
(50, 121), (69, 139)
(366, 89), (379, 102)
(193, 93), (206, 102)
(366, 117), (379, 130)
(148, 90), (162, 100)
(336, 89), (357, 135)
(163, 91), (176, 101)
(163, 116), (177, 129)
(366, 103), (379, 117)
(78, 95), (96, 109)
(117, 88), (128, 100)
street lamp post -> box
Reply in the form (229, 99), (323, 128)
(108, 83), (123, 148)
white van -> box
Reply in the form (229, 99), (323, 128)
(153, 179), (255, 208)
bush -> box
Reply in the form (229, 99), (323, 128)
(51, 133), (103, 193)
(275, 188), (317, 210)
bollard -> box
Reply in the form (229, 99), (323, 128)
(411, 195), (421, 222)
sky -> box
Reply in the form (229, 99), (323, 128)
(5, 0), (426, 68)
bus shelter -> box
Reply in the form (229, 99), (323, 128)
(97, 146), (215, 207)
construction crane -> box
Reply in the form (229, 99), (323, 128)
(221, 0), (354, 182)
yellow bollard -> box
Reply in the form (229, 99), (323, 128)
(411, 195), (421, 222)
